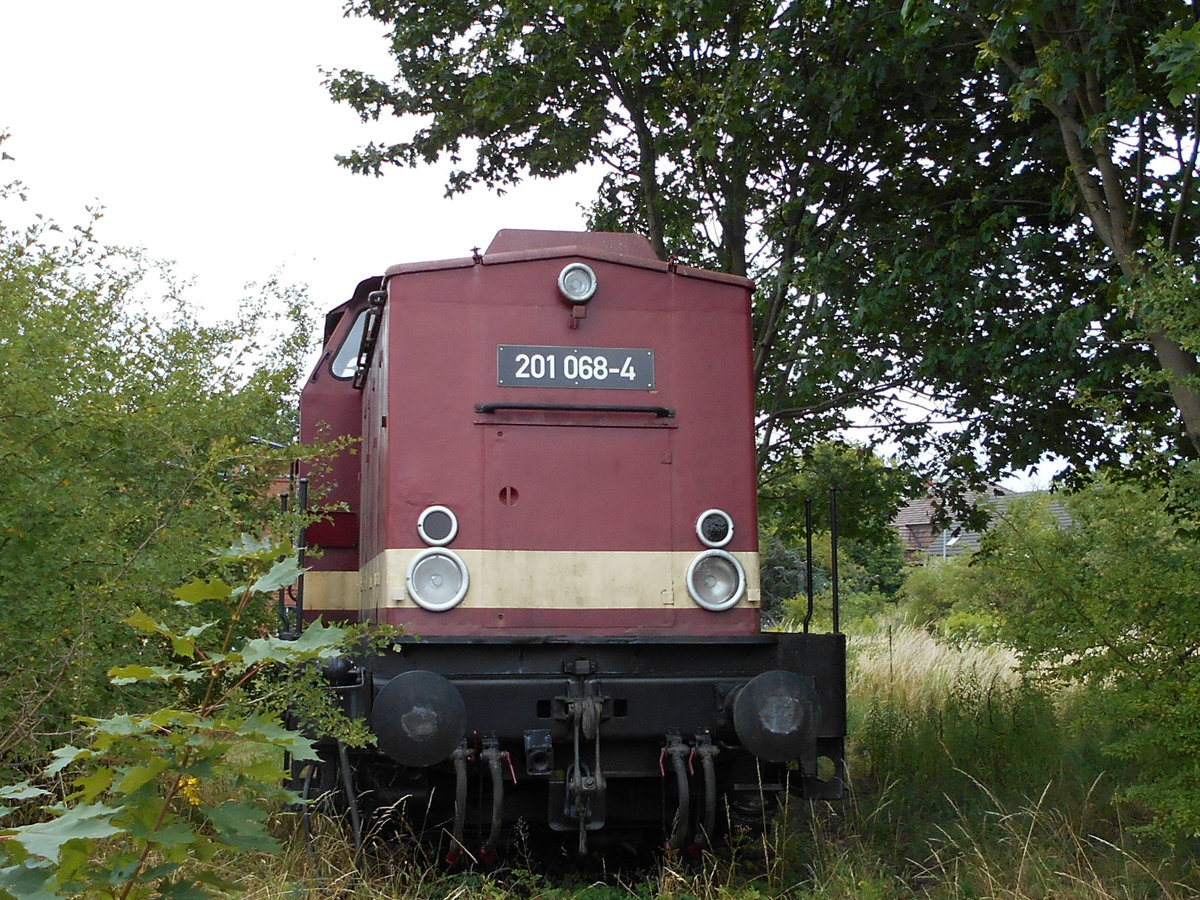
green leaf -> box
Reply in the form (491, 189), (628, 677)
(201, 802), (279, 853)
(6, 803), (121, 861)
(240, 756), (289, 783)
(108, 665), (203, 686)
(219, 534), (276, 562)
(139, 822), (197, 851)
(238, 714), (317, 760)
(71, 767), (114, 803)
(107, 664), (156, 684)
(168, 634), (197, 659)
(43, 746), (93, 777)
(249, 556), (306, 594)
(123, 609), (169, 636)
(115, 757), (170, 796)
(0, 783), (50, 802)
(91, 714), (149, 738)
(1150, 23), (1200, 107)
(168, 623), (213, 659)
(239, 619), (344, 668)
(139, 862), (184, 882)
(147, 708), (201, 730)
(55, 838), (92, 886)
(0, 862), (59, 900)
(171, 578), (234, 605)
(158, 880), (214, 900)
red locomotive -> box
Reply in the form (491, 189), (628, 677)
(293, 229), (845, 856)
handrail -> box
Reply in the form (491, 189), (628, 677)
(475, 402), (674, 418)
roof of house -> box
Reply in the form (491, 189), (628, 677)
(893, 489), (1071, 558)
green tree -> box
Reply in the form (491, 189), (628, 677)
(905, 0), (1200, 460)
(329, 1), (984, 468)
(760, 441), (913, 549)
(328, 0), (1194, 486)
(0, 154), (312, 768)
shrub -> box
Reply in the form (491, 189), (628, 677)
(0, 168), (314, 768)
(0, 537), (361, 900)
(900, 480), (1200, 841)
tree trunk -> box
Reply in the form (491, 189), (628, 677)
(1057, 124), (1200, 455)
(1047, 48), (1200, 456)
(962, 6), (1200, 457)
(629, 108), (665, 259)
(1147, 332), (1200, 456)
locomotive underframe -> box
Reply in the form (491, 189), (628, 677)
(304, 632), (846, 856)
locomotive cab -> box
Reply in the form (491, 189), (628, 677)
(294, 230), (846, 856)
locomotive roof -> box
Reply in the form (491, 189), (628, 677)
(488, 229), (657, 258)
(382, 229), (753, 288)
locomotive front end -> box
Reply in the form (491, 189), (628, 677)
(296, 230), (845, 856)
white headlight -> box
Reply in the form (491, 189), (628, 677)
(558, 263), (597, 303)
(686, 549), (746, 612)
(406, 548), (470, 612)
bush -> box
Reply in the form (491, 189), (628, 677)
(894, 481), (1200, 842)
(978, 477), (1200, 841)
(897, 554), (1000, 642)
(0, 539), (359, 900)
(0, 158), (314, 769)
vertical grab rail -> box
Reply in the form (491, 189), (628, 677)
(800, 489), (840, 633)
(277, 470), (309, 639)
(276, 486), (292, 636)
(802, 499), (815, 634)
(830, 486), (840, 634)
(295, 477), (308, 632)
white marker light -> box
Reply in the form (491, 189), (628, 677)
(558, 263), (598, 303)
(417, 505), (459, 546)
(695, 509), (734, 548)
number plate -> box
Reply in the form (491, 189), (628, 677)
(497, 345), (655, 390)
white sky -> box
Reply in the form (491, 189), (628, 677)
(0, 0), (600, 320)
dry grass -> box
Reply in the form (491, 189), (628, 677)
(913, 781), (1195, 899)
(849, 622), (1023, 706)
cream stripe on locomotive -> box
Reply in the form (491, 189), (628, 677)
(330, 548), (761, 612)
(302, 570), (360, 611)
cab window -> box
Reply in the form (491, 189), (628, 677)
(331, 310), (368, 378)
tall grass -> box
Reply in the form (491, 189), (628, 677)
(835, 623), (1194, 898)
(850, 624), (1071, 809)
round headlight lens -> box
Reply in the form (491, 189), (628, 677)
(558, 263), (598, 303)
(406, 548), (470, 612)
(686, 549), (746, 612)
(417, 505), (458, 546)
(696, 508), (734, 548)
